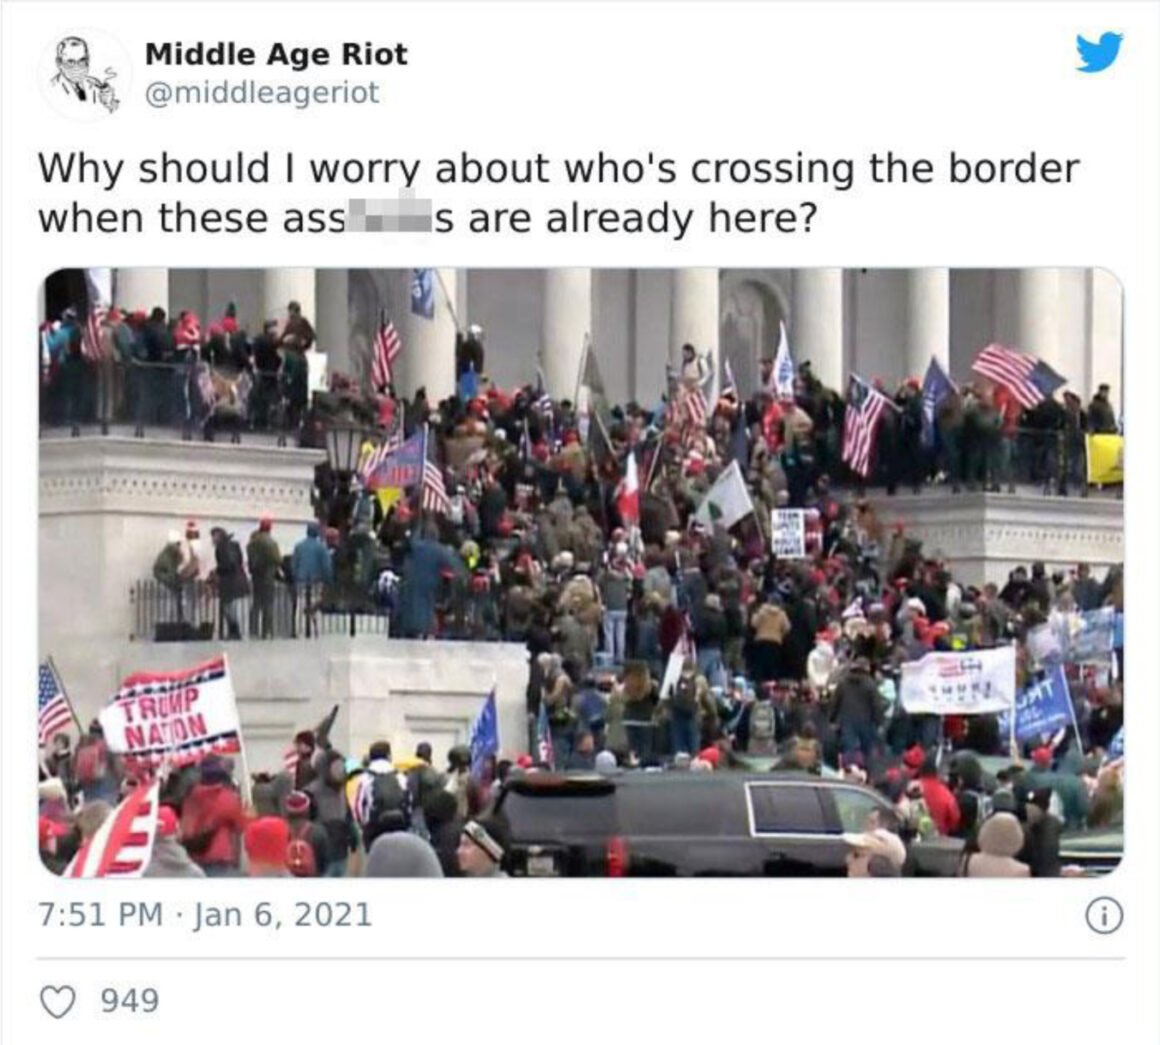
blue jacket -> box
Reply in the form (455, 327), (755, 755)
(291, 528), (334, 587)
(396, 539), (466, 638)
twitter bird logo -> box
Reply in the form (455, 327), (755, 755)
(1076, 32), (1123, 73)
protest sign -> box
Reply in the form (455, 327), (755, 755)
(99, 655), (242, 769)
(899, 645), (1017, 716)
(996, 663), (1073, 743)
(771, 509), (807, 558)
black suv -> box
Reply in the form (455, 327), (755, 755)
(493, 770), (944, 877)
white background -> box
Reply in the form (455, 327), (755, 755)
(3, 3), (1158, 1042)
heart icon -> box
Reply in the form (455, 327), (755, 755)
(40, 985), (76, 1020)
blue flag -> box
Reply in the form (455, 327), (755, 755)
(920, 357), (954, 448)
(411, 268), (435, 319)
(536, 700), (555, 769)
(469, 689), (499, 779)
(997, 663), (1073, 743)
(458, 362), (479, 401)
(1105, 726), (1124, 763)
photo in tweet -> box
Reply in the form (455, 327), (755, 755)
(37, 265), (1124, 879)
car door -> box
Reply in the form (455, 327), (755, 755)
(745, 782), (848, 875)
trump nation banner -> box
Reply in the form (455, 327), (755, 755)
(899, 645), (1017, 716)
(98, 656), (242, 770)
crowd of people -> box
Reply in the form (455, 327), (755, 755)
(39, 297), (1125, 878)
(40, 299), (316, 435)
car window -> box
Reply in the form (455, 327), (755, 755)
(502, 793), (617, 840)
(830, 787), (888, 833)
(618, 783), (741, 837)
(747, 784), (826, 835)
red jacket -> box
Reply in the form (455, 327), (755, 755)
(181, 783), (246, 867)
(920, 776), (962, 836)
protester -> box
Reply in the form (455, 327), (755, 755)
(364, 832), (444, 878)
(180, 756), (246, 877)
(457, 815), (510, 878)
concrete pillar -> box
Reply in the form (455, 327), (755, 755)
(113, 268), (169, 314)
(1088, 269), (1123, 417)
(541, 268), (592, 400)
(904, 268), (949, 381)
(670, 268), (720, 401)
(315, 269), (351, 378)
(994, 269), (1062, 373)
(262, 268), (316, 328)
(791, 268), (845, 391)
(402, 268), (458, 402)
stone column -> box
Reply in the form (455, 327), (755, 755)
(791, 269), (845, 392)
(315, 269), (351, 379)
(402, 268), (458, 402)
(541, 268), (592, 400)
(905, 268), (949, 380)
(113, 268), (169, 314)
(670, 268), (720, 400)
(262, 268), (316, 328)
(994, 269), (1061, 372)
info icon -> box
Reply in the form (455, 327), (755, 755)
(1084, 897), (1124, 935)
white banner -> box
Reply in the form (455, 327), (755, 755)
(694, 460), (755, 530)
(899, 645), (1017, 716)
(99, 656), (242, 768)
(771, 509), (807, 558)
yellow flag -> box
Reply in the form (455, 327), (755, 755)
(1086, 434), (1124, 485)
(375, 487), (404, 513)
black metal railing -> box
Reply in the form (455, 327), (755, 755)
(42, 358), (305, 440)
(129, 579), (390, 642)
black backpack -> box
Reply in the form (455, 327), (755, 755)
(369, 770), (413, 831)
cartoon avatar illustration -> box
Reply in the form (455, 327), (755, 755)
(50, 36), (119, 113)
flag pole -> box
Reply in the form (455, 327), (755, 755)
(223, 653), (254, 808)
(432, 270), (462, 333)
(573, 333), (591, 408)
(47, 656), (84, 735)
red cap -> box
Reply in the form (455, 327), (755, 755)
(244, 817), (290, 867)
(697, 746), (721, 768)
(903, 744), (926, 770)
(516, 754), (534, 769)
(1031, 746), (1053, 768)
(258, 514), (273, 532)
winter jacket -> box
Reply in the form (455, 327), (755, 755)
(919, 776), (962, 837)
(291, 527), (334, 587)
(180, 783), (246, 868)
(144, 836), (207, 878)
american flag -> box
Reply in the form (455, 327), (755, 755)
(81, 306), (106, 362)
(38, 662), (73, 746)
(65, 780), (161, 879)
(371, 311), (402, 392)
(359, 409), (406, 482)
(421, 458), (451, 515)
(841, 374), (892, 478)
(676, 383), (708, 430)
(972, 343), (1066, 410)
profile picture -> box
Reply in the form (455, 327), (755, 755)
(42, 31), (129, 119)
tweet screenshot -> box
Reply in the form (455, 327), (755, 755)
(2, 1), (1157, 1040)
